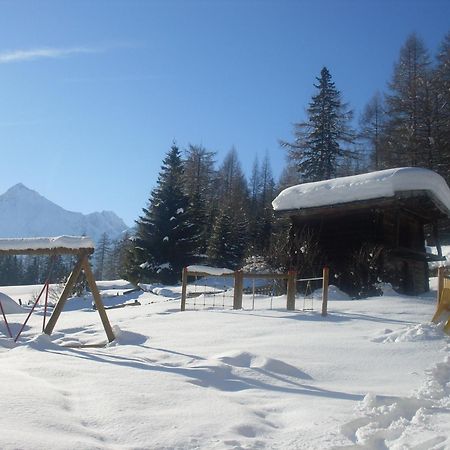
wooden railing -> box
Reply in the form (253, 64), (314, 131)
(180, 267), (329, 315)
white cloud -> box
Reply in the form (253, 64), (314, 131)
(0, 46), (100, 64)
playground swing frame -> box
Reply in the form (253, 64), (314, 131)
(0, 237), (115, 345)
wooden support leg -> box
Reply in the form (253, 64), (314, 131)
(44, 256), (84, 336)
(181, 267), (188, 311)
(321, 267), (329, 317)
(286, 270), (296, 311)
(82, 256), (115, 343)
(233, 271), (243, 310)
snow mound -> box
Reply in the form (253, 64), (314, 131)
(0, 292), (25, 314)
(377, 282), (401, 297)
(372, 323), (446, 343)
(214, 350), (312, 379)
(312, 285), (350, 301)
(339, 355), (450, 448)
(152, 287), (179, 298)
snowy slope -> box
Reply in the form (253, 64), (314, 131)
(0, 282), (449, 449)
(0, 183), (128, 242)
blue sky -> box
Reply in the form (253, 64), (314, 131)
(0, 0), (449, 226)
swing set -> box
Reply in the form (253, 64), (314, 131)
(0, 236), (115, 345)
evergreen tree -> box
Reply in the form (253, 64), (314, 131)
(207, 206), (246, 269)
(182, 144), (216, 258)
(281, 67), (355, 182)
(384, 34), (433, 167)
(126, 144), (198, 284)
(94, 233), (111, 280)
(207, 147), (249, 267)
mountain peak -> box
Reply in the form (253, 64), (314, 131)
(5, 183), (35, 194)
(0, 183), (128, 242)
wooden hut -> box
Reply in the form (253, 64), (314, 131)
(272, 168), (450, 296)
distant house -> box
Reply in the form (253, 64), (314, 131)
(272, 168), (450, 296)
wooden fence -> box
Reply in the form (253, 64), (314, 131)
(432, 266), (450, 334)
(180, 267), (329, 315)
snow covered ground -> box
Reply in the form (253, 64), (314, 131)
(0, 280), (449, 449)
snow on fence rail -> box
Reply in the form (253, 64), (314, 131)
(180, 266), (329, 314)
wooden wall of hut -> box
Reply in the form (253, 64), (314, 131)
(288, 204), (431, 296)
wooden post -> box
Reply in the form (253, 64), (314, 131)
(233, 270), (243, 310)
(286, 270), (296, 311)
(181, 267), (188, 311)
(321, 266), (329, 317)
(437, 266), (444, 307)
(44, 255), (85, 336)
(82, 256), (116, 343)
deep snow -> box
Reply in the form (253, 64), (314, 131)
(0, 280), (449, 449)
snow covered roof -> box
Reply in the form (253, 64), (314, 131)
(272, 167), (450, 216)
(0, 236), (95, 253)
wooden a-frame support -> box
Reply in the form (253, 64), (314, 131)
(43, 250), (115, 343)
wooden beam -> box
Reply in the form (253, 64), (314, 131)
(82, 256), (115, 343)
(180, 267), (188, 311)
(286, 270), (296, 310)
(233, 271), (243, 310)
(43, 255), (85, 336)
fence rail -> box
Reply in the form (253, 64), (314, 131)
(180, 267), (329, 315)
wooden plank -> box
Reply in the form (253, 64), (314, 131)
(82, 256), (115, 343)
(43, 255), (85, 336)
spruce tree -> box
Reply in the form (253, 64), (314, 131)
(281, 67), (355, 182)
(206, 148), (249, 268)
(182, 144), (216, 258)
(207, 206), (246, 269)
(126, 145), (198, 284)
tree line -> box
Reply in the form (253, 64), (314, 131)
(1, 31), (449, 287)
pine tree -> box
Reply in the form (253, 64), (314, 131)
(126, 144), (198, 284)
(281, 67), (355, 182)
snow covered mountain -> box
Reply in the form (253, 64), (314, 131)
(0, 183), (128, 243)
